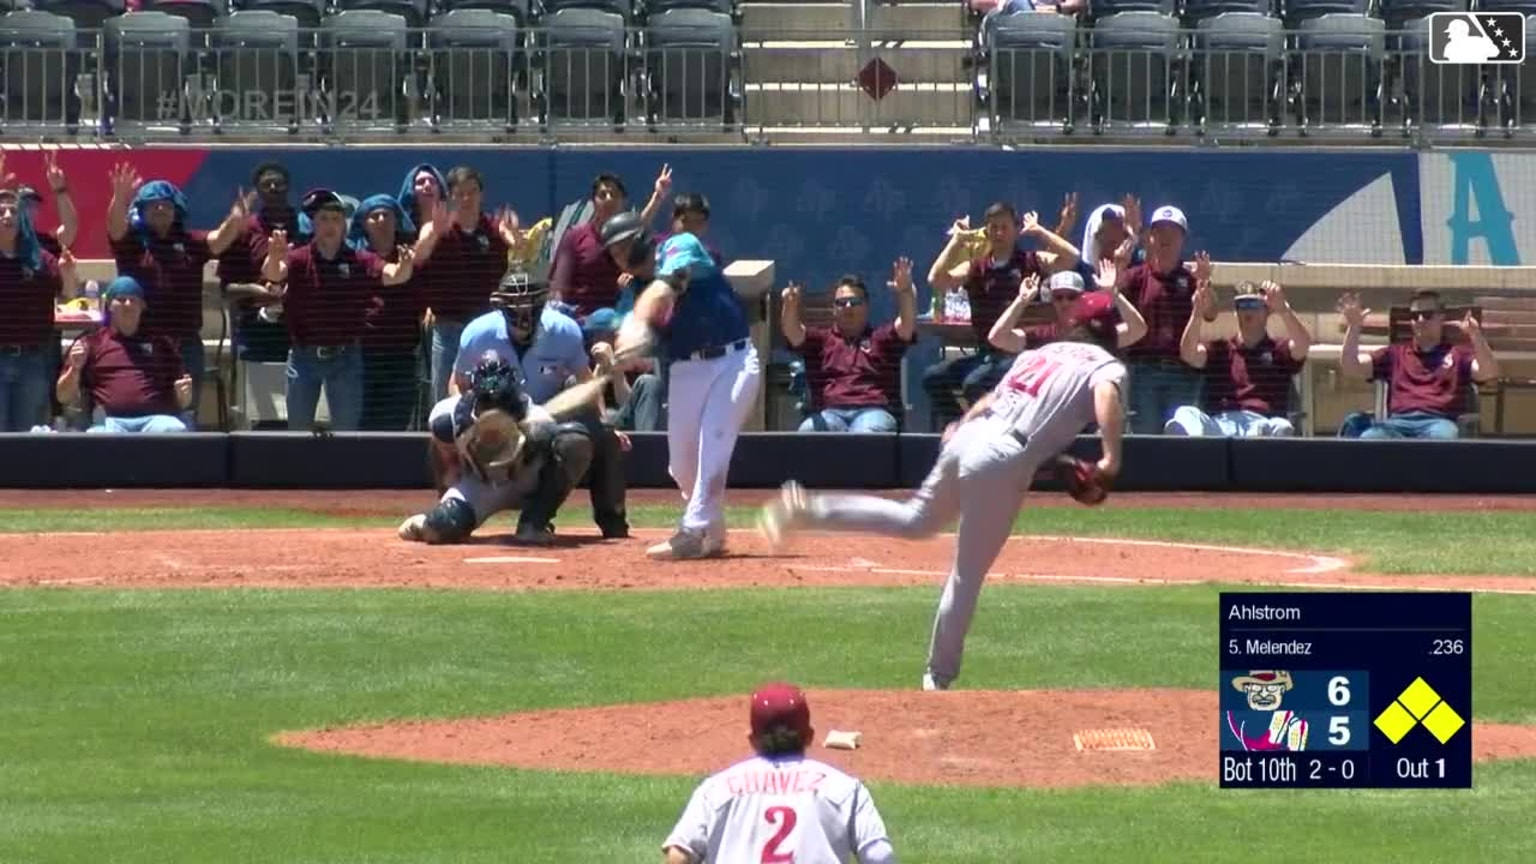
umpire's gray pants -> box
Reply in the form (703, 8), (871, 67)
(802, 415), (1045, 686)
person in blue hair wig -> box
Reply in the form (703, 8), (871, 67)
(56, 276), (195, 435)
(351, 193), (429, 430)
(0, 187), (79, 431)
(106, 161), (257, 427)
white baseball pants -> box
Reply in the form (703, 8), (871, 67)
(667, 342), (761, 538)
(803, 415), (1044, 686)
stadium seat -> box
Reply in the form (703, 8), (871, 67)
(1283, 0), (1367, 25)
(435, 0), (532, 27)
(537, 7), (628, 127)
(335, 0), (431, 29)
(641, 0), (738, 22)
(105, 10), (194, 134)
(1088, 10), (1182, 132)
(0, 0), (34, 11)
(321, 9), (410, 132)
(1191, 12), (1283, 133)
(141, 0), (227, 30)
(642, 7), (737, 126)
(541, 0), (634, 21)
(427, 8), (520, 130)
(211, 9), (301, 134)
(1182, 0), (1269, 23)
(1088, 0), (1175, 18)
(1396, 13), (1482, 130)
(0, 9), (82, 131)
(1490, 14), (1536, 131)
(35, 0), (123, 29)
(1474, 0), (1536, 15)
(1375, 0), (1465, 30)
(1293, 13), (1385, 132)
(986, 10), (1078, 130)
(240, 0), (326, 30)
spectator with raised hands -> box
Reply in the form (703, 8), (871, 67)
(988, 259), (1146, 354)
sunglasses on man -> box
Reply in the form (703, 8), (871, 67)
(1409, 308), (1440, 321)
(833, 296), (865, 309)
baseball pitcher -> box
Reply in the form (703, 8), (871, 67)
(397, 350), (594, 545)
(662, 682), (896, 864)
(760, 292), (1127, 691)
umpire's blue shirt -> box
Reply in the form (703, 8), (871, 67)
(455, 307), (589, 404)
(657, 233), (749, 362)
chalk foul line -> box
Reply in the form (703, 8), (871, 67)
(1021, 535), (1349, 575)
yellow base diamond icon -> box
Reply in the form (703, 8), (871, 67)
(1398, 677), (1443, 719)
(1374, 701), (1418, 744)
(1422, 701), (1467, 744)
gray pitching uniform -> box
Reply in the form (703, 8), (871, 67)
(799, 340), (1127, 687)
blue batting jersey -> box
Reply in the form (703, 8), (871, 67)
(455, 307), (589, 404)
(656, 233), (748, 361)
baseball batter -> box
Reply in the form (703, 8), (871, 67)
(761, 292), (1128, 690)
(662, 682), (896, 864)
(601, 209), (760, 560)
(397, 351), (594, 545)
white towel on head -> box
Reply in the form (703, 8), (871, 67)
(1081, 203), (1125, 266)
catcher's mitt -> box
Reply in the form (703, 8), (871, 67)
(457, 408), (527, 482)
(1055, 455), (1111, 506)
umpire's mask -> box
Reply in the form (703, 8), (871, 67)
(490, 269), (548, 342)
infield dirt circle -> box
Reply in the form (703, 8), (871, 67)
(7, 489), (1536, 789)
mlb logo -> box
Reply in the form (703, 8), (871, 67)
(1428, 12), (1526, 65)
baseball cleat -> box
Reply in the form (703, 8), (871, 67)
(922, 673), (951, 692)
(397, 514), (428, 542)
(513, 522), (556, 546)
(758, 480), (809, 552)
(646, 529), (724, 561)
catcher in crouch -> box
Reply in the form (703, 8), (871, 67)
(759, 291), (1126, 692)
(398, 351), (594, 546)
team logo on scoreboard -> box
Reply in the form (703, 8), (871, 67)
(1373, 677), (1467, 744)
(1225, 670), (1310, 752)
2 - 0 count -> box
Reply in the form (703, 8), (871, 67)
(1398, 757), (1447, 779)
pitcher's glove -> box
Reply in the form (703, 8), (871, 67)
(1055, 455), (1111, 506)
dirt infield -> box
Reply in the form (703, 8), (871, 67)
(2, 488), (1536, 513)
(280, 688), (1536, 790)
(9, 487), (1535, 791)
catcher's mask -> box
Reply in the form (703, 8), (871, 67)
(467, 350), (526, 418)
(599, 211), (657, 275)
(490, 269), (548, 340)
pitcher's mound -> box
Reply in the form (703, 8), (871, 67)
(281, 688), (1536, 789)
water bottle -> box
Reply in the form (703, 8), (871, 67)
(83, 279), (100, 311)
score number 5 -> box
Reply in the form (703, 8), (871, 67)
(1327, 675), (1352, 746)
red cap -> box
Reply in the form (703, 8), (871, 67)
(1061, 291), (1121, 347)
(749, 682), (812, 737)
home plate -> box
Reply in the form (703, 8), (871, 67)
(463, 556), (562, 565)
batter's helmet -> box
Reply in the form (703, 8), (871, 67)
(599, 211), (657, 271)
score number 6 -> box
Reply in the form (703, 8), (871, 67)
(1327, 675), (1352, 746)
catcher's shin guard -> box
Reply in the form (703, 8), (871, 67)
(414, 496), (479, 544)
(518, 424), (593, 530)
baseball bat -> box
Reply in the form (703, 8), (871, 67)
(540, 339), (653, 420)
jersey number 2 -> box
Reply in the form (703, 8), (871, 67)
(1003, 353), (1063, 398)
(760, 806), (798, 863)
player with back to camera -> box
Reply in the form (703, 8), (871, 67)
(759, 292), (1127, 691)
(396, 349), (594, 545)
(661, 682), (897, 864)
(601, 207), (761, 561)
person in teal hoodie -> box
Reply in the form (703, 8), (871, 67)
(396, 163), (459, 402)
(350, 193), (426, 430)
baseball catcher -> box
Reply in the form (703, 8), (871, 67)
(398, 350), (594, 546)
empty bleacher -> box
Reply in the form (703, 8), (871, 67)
(0, 0), (1532, 140)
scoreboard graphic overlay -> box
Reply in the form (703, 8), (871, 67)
(1219, 592), (1472, 789)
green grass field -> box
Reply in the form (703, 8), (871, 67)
(3, 504), (1535, 863)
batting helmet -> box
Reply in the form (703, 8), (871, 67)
(599, 211), (657, 272)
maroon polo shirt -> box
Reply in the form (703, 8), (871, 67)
(800, 323), (912, 409)
(0, 250), (62, 346)
(1122, 262), (1202, 361)
(110, 229), (212, 340)
(281, 244), (385, 347)
(1203, 336), (1301, 416)
(422, 214), (507, 322)
(1371, 341), (1475, 417)
(363, 238), (427, 350)
(550, 221), (623, 317)
(962, 250), (1042, 349)
(77, 327), (185, 416)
